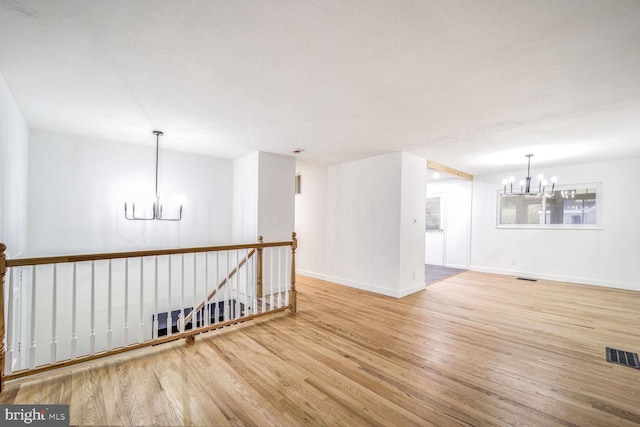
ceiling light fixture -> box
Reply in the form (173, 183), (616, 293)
(124, 130), (183, 221)
(502, 154), (557, 197)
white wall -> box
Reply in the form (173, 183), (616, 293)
(470, 156), (640, 291)
(232, 151), (295, 244)
(0, 74), (29, 373)
(232, 152), (259, 243)
(294, 167), (328, 276)
(28, 130), (234, 255)
(296, 152), (426, 298)
(399, 153), (427, 294)
(426, 178), (472, 269)
(0, 74), (29, 257)
(325, 153), (401, 295)
(257, 152), (296, 242)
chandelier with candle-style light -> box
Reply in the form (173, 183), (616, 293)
(124, 130), (183, 221)
(502, 154), (557, 197)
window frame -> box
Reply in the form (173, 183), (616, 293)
(425, 196), (441, 231)
(496, 182), (603, 230)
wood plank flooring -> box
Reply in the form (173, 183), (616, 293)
(1, 271), (640, 426)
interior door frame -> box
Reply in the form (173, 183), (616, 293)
(425, 192), (446, 266)
(426, 160), (474, 270)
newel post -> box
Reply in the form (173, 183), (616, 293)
(290, 232), (297, 313)
(257, 235), (263, 299)
(0, 243), (7, 392)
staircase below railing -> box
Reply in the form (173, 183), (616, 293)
(182, 246), (256, 328)
(0, 233), (297, 392)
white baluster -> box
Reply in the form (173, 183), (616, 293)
(90, 261), (96, 355)
(167, 256), (172, 336)
(204, 253), (209, 327)
(6, 268), (14, 374)
(230, 251), (234, 318)
(224, 251), (230, 322)
(214, 252), (220, 324)
(51, 264), (57, 364)
(123, 258), (129, 346)
(107, 259), (113, 351)
(179, 254), (185, 332)
(278, 247), (283, 308)
(138, 257), (144, 342)
(29, 266), (36, 369)
(153, 256), (158, 339)
(193, 253), (197, 330)
(227, 251), (238, 320)
(235, 250), (240, 319)
(244, 249), (249, 317)
(270, 249), (275, 310)
(285, 248), (290, 307)
(71, 263), (77, 358)
(221, 251), (226, 322)
(261, 250), (266, 314)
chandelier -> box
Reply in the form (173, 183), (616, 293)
(124, 130), (183, 221)
(502, 154), (557, 197)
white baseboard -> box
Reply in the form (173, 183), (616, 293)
(397, 283), (426, 298)
(444, 263), (468, 270)
(297, 269), (424, 298)
(469, 266), (640, 292)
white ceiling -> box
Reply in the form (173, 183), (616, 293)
(1, 0), (640, 175)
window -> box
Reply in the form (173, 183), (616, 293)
(426, 197), (441, 231)
(497, 183), (601, 228)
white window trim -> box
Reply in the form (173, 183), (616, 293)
(496, 182), (602, 229)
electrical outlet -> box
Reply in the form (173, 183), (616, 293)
(510, 259), (516, 265)
(412, 272), (416, 280)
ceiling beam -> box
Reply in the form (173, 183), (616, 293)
(427, 160), (473, 181)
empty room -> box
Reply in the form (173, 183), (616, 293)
(1, 1), (639, 426)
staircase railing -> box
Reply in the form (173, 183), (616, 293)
(0, 233), (297, 392)
(182, 247), (256, 328)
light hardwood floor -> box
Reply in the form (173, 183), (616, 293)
(1, 272), (639, 426)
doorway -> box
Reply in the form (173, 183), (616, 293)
(424, 163), (473, 284)
(425, 195), (445, 266)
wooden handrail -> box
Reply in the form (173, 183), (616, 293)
(183, 248), (256, 326)
(0, 234), (296, 387)
(5, 240), (292, 267)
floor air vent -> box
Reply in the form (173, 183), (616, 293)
(516, 277), (537, 282)
(606, 347), (640, 369)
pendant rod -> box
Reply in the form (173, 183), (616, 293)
(525, 154), (533, 194)
(153, 130), (163, 200)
